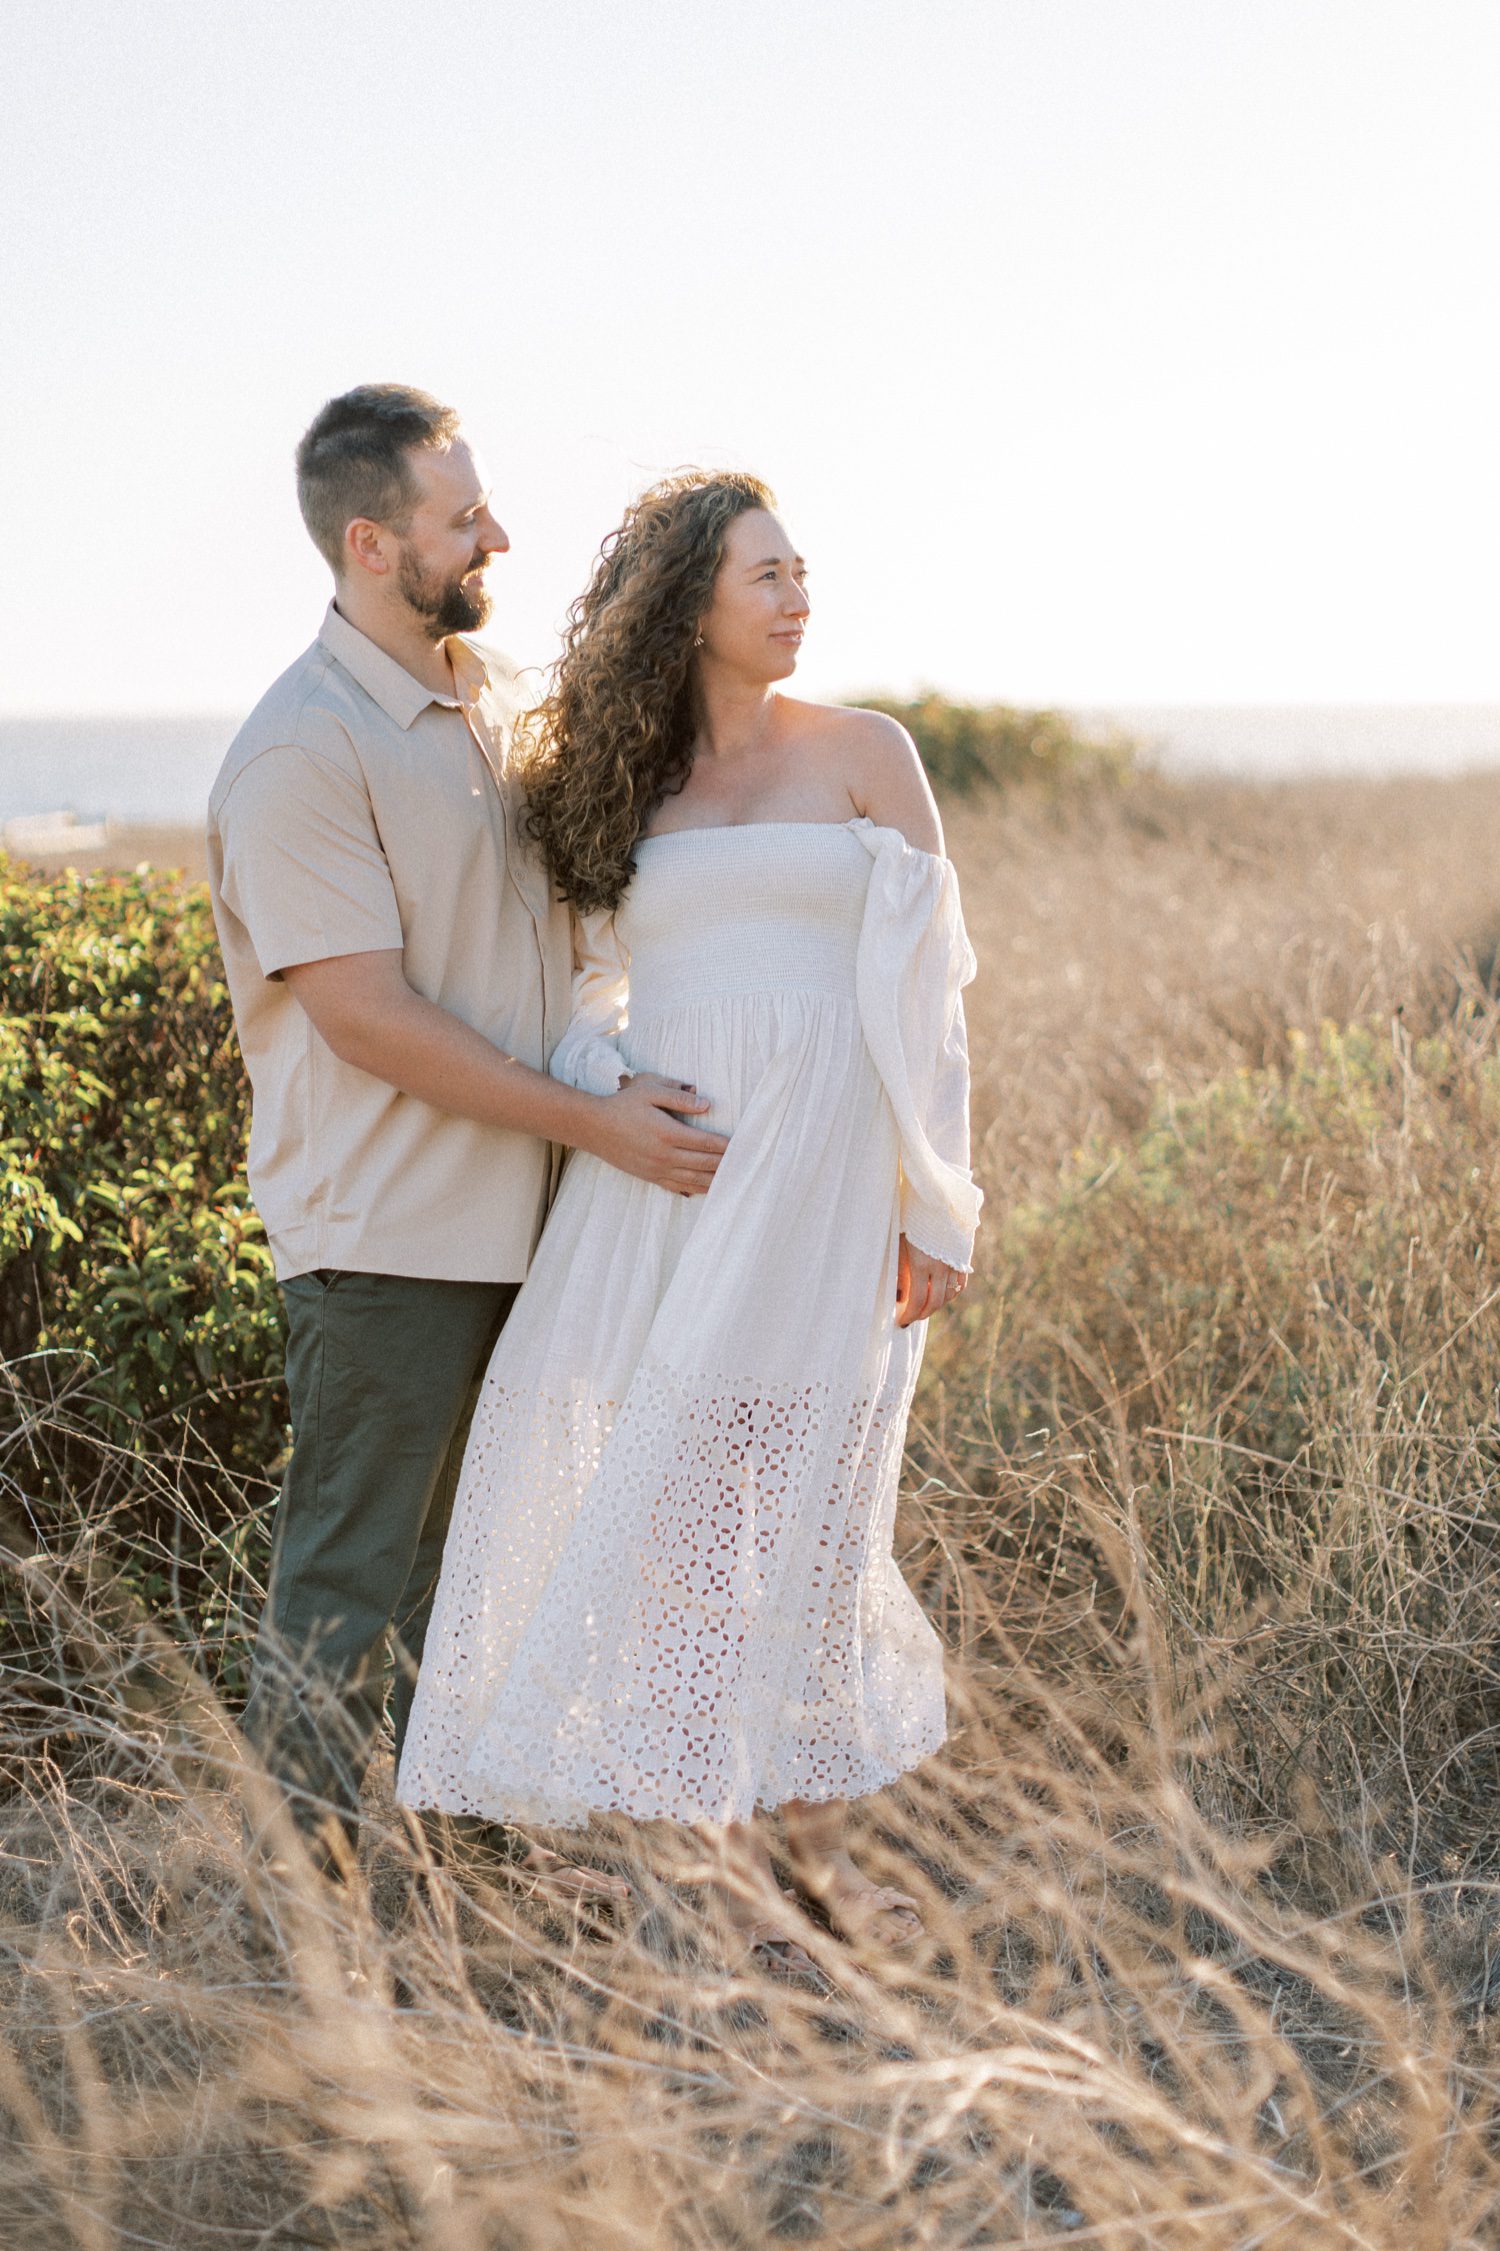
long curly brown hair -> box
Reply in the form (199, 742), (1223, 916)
(515, 469), (776, 912)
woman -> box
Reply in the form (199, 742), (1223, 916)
(397, 471), (980, 1973)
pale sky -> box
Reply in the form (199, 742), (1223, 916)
(1, 0), (1496, 715)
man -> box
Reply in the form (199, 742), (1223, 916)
(208, 384), (725, 1873)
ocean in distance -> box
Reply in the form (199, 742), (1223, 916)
(2, 705), (1499, 825)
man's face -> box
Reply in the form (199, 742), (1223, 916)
(394, 436), (510, 639)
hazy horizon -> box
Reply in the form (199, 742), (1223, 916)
(6, 701), (1499, 829)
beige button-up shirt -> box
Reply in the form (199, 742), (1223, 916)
(208, 603), (573, 1283)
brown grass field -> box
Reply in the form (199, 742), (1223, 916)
(9, 770), (1500, 2247)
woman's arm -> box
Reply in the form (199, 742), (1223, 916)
(547, 909), (635, 1096)
(844, 715), (973, 1325)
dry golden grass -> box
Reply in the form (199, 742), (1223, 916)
(949, 771), (1500, 1191)
(9, 770), (1500, 2248)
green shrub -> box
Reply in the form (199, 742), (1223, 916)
(0, 855), (283, 1687)
(854, 690), (1133, 797)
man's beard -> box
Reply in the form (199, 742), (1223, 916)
(397, 543), (493, 638)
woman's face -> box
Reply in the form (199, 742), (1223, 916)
(697, 508), (810, 681)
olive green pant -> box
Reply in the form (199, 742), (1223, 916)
(243, 1269), (516, 1837)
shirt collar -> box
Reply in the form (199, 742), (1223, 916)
(446, 631), (490, 713)
(318, 601), (492, 732)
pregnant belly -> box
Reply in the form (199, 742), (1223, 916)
(623, 989), (873, 1140)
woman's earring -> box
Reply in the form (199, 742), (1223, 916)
(693, 634), (705, 648)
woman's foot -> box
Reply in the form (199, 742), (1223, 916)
(417, 1815), (633, 1910)
(781, 1800), (925, 1955)
(520, 1843), (634, 1909)
(732, 1916), (830, 1991)
(802, 1863), (924, 1952)
(700, 1819), (831, 1989)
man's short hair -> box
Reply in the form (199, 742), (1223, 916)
(295, 384), (462, 572)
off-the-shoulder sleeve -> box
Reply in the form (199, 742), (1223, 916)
(547, 910), (631, 1096)
(853, 822), (983, 1273)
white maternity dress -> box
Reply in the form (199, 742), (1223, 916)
(397, 817), (981, 1829)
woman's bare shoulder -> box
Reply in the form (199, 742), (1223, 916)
(775, 694), (905, 748)
(772, 698), (942, 849)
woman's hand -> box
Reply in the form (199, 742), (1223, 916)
(895, 1235), (968, 1328)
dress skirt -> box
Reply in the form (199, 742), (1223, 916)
(397, 819), (980, 1828)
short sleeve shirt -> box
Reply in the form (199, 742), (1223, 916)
(207, 604), (573, 1282)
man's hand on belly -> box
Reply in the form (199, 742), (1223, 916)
(583, 1073), (728, 1196)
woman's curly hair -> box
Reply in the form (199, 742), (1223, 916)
(515, 469), (776, 913)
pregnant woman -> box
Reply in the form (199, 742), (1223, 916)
(398, 471), (981, 1973)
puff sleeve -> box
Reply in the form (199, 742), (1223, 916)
(853, 822), (983, 1273)
(547, 910), (632, 1096)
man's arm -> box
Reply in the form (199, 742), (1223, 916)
(282, 949), (726, 1195)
